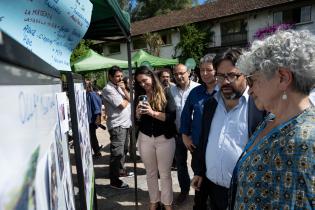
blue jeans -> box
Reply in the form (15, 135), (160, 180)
(175, 134), (190, 193)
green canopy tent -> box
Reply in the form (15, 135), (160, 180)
(84, 0), (130, 40)
(72, 49), (132, 72)
(132, 49), (178, 67)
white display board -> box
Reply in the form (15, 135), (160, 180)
(0, 61), (75, 210)
(0, 0), (92, 70)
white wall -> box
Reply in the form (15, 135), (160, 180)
(159, 31), (180, 58)
(103, 43), (128, 60)
(209, 23), (221, 47)
(247, 11), (273, 43)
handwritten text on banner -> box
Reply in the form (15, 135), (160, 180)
(0, 0), (93, 71)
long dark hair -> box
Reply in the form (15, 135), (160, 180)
(134, 66), (167, 111)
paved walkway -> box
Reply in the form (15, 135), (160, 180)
(71, 126), (195, 210)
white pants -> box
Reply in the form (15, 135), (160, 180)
(138, 132), (175, 205)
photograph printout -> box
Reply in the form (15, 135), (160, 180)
(74, 82), (94, 210)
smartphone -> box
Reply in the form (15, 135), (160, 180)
(138, 95), (148, 111)
(138, 95), (148, 102)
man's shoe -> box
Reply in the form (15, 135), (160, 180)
(110, 181), (129, 189)
(119, 170), (134, 177)
(174, 192), (188, 205)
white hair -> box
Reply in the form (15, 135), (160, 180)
(237, 30), (315, 94)
(200, 53), (216, 64)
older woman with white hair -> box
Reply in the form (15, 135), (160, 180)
(229, 30), (315, 209)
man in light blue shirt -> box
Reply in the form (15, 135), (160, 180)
(170, 63), (199, 204)
(191, 49), (265, 210)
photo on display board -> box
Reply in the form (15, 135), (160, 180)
(54, 124), (65, 179)
(6, 147), (39, 209)
(56, 92), (75, 210)
(74, 83), (94, 209)
(48, 144), (59, 210)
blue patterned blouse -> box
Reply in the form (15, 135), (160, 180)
(233, 107), (315, 210)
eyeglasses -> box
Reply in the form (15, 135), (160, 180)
(173, 71), (187, 77)
(245, 74), (255, 87)
(215, 72), (243, 83)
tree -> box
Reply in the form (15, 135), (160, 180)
(205, 0), (218, 3)
(132, 0), (197, 21)
(70, 39), (93, 64)
(174, 24), (212, 63)
(118, 0), (133, 13)
(142, 32), (163, 56)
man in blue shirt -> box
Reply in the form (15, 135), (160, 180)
(179, 54), (217, 208)
(86, 80), (102, 158)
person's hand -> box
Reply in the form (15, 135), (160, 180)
(136, 103), (142, 119)
(182, 135), (196, 152)
(140, 102), (154, 117)
(117, 81), (126, 90)
(95, 115), (101, 126)
(191, 176), (203, 191)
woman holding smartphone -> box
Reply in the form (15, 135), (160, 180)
(135, 66), (176, 210)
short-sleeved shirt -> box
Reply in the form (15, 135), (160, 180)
(102, 81), (131, 130)
(170, 80), (200, 131)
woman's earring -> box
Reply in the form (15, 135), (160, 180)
(282, 91), (288, 100)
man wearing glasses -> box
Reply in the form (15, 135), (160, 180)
(170, 63), (200, 205)
(191, 49), (265, 210)
(179, 54), (218, 209)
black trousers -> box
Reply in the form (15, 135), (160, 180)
(193, 177), (229, 210)
(175, 135), (190, 193)
(89, 123), (101, 154)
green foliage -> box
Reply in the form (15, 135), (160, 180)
(70, 39), (93, 64)
(205, 0), (218, 3)
(118, 0), (133, 13)
(82, 71), (107, 89)
(142, 32), (163, 56)
(175, 24), (212, 64)
(132, 0), (195, 21)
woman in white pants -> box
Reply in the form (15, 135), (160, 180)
(135, 66), (177, 210)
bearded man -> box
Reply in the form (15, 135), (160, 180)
(190, 49), (265, 210)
